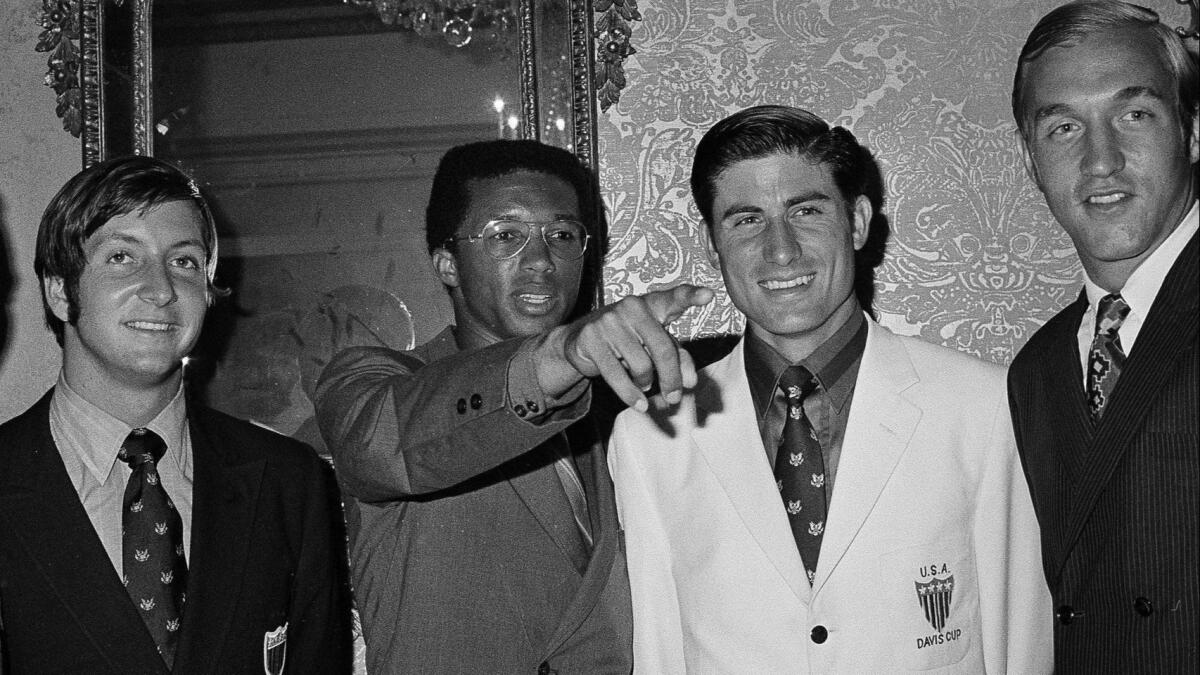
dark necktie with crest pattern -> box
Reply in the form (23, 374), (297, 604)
(1086, 293), (1130, 421)
(774, 365), (827, 585)
(119, 427), (188, 666)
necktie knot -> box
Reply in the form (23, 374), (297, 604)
(1095, 294), (1130, 337)
(779, 365), (818, 403)
(118, 428), (166, 469)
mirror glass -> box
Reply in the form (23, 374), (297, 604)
(148, 0), (528, 450)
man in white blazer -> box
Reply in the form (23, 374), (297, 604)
(608, 105), (1052, 673)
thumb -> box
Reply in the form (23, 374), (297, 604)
(645, 283), (715, 325)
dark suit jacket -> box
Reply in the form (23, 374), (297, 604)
(1008, 233), (1198, 673)
(314, 327), (634, 674)
(0, 391), (354, 674)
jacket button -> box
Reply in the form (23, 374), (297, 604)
(1134, 597), (1153, 617)
(810, 625), (828, 644)
(1056, 605), (1076, 624)
(527, 401), (539, 413)
(514, 404), (527, 417)
(537, 662), (552, 675)
(470, 393), (483, 409)
(456, 398), (467, 414)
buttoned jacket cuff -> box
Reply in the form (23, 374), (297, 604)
(505, 335), (591, 423)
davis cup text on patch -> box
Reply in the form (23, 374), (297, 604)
(914, 562), (959, 649)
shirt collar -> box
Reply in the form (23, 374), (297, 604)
(744, 310), (867, 421)
(1083, 199), (1199, 320)
(50, 373), (191, 484)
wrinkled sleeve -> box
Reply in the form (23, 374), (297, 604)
(313, 336), (590, 503)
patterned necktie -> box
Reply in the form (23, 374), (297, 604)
(774, 365), (827, 585)
(119, 428), (187, 665)
(1087, 294), (1130, 421)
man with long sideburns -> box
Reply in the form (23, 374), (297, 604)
(607, 105), (1052, 673)
(0, 156), (353, 673)
(315, 139), (711, 673)
(1009, 1), (1199, 671)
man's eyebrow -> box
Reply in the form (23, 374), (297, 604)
(718, 191), (832, 222)
(1032, 86), (1167, 123)
(718, 203), (763, 221)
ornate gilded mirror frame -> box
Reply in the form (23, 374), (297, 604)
(40, 0), (643, 171)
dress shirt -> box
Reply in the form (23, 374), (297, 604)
(1076, 200), (1199, 384)
(49, 374), (194, 577)
(744, 309), (867, 494)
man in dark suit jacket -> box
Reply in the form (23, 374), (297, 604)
(0, 156), (353, 673)
(1009, 2), (1199, 671)
(315, 140), (711, 673)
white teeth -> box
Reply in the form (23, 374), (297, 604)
(518, 294), (551, 304)
(127, 321), (171, 331)
(1088, 193), (1126, 204)
(762, 274), (815, 290)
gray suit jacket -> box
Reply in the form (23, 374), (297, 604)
(315, 327), (633, 674)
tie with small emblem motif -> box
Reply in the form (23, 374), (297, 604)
(119, 428), (187, 666)
(774, 365), (827, 585)
(1086, 294), (1130, 421)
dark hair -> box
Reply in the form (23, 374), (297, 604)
(35, 155), (221, 345)
(1012, 0), (1198, 142)
(690, 105), (885, 227)
(424, 139), (599, 254)
(690, 104), (889, 315)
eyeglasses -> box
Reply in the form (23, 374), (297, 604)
(445, 219), (590, 261)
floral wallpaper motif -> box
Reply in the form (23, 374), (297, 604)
(599, 0), (1188, 364)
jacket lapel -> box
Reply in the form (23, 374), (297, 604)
(814, 322), (921, 595)
(173, 406), (266, 673)
(688, 341), (811, 603)
(503, 445), (591, 571)
(542, 416), (624, 652)
(0, 392), (167, 672)
(1059, 234), (1198, 570)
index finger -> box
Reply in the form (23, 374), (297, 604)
(643, 284), (715, 326)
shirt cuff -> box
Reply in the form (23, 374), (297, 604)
(505, 335), (590, 423)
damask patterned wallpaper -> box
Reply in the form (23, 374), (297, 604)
(597, 0), (1190, 365)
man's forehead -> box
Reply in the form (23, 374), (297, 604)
(85, 201), (207, 249)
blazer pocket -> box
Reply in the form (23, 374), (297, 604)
(878, 540), (976, 672)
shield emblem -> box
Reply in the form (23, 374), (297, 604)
(263, 622), (288, 675)
(914, 575), (954, 632)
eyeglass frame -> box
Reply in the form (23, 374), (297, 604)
(443, 218), (592, 261)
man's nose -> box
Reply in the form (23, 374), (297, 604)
(137, 261), (178, 306)
(1080, 125), (1125, 178)
(520, 226), (557, 272)
(763, 218), (801, 264)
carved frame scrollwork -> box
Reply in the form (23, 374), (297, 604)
(52, 0), (641, 169)
(593, 0), (641, 112)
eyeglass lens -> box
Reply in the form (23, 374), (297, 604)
(483, 220), (588, 260)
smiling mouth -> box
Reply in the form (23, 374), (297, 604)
(517, 293), (553, 305)
(761, 273), (816, 290)
(1085, 192), (1129, 205)
(125, 320), (175, 332)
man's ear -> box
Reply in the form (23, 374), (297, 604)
(43, 276), (71, 322)
(703, 225), (721, 269)
(1188, 109), (1199, 165)
(851, 195), (873, 251)
(431, 247), (460, 288)
(1019, 133), (1042, 187)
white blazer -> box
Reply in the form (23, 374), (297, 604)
(609, 320), (1052, 674)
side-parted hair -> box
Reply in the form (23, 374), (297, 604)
(35, 155), (222, 345)
(424, 139), (598, 254)
(689, 105), (884, 227)
(1012, 0), (1199, 141)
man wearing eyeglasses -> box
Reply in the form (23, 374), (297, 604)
(314, 139), (712, 674)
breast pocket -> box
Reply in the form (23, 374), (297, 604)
(878, 540), (977, 672)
